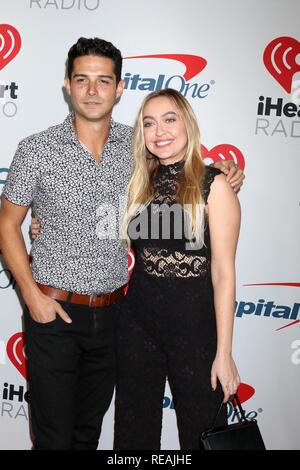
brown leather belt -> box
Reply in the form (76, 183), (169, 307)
(36, 283), (126, 308)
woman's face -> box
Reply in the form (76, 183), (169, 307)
(142, 96), (188, 165)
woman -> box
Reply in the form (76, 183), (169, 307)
(114, 88), (241, 450)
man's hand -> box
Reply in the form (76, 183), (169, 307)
(213, 160), (245, 192)
(30, 217), (41, 239)
(24, 288), (72, 324)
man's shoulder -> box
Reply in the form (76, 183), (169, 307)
(113, 120), (133, 133)
(18, 120), (66, 149)
(112, 120), (133, 140)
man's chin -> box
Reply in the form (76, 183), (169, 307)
(78, 111), (109, 122)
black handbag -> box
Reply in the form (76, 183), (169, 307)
(200, 394), (266, 450)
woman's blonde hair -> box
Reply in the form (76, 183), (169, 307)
(123, 88), (206, 247)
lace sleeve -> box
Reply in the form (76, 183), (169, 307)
(201, 166), (222, 204)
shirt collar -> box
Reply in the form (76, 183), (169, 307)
(61, 112), (122, 145)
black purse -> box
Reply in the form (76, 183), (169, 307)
(200, 394), (266, 450)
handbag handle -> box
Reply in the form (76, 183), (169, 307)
(208, 393), (248, 432)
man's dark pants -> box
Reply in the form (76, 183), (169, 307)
(24, 299), (120, 450)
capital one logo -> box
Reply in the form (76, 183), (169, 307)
(236, 383), (254, 403)
(125, 54), (207, 81)
(6, 332), (27, 380)
(228, 383), (263, 423)
(243, 282), (300, 331)
(263, 37), (300, 93)
(123, 54), (212, 99)
(0, 24), (22, 70)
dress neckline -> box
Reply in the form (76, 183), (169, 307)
(158, 159), (185, 174)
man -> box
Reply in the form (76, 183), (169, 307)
(0, 37), (244, 450)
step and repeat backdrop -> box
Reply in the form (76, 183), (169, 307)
(0, 0), (299, 450)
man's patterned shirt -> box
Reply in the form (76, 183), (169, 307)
(3, 113), (133, 294)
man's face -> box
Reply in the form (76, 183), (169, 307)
(65, 55), (124, 122)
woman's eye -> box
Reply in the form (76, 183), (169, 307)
(144, 122), (153, 127)
(166, 118), (176, 123)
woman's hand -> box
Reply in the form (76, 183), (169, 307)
(30, 217), (41, 239)
(211, 354), (241, 403)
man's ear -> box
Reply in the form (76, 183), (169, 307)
(64, 77), (71, 96)
(116, 79), (125, 100)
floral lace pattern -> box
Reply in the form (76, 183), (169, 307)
(134, 162), (221, 279)
(140, 248), (208, 278)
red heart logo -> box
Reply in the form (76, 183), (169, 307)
(0, 24), (22, 71)
(6, 332), (27, 380)
(128, 248), (135, 277)
(123, 249), (136, 294)
(263, 37), (300, 93)
(201, 144), (245, 170)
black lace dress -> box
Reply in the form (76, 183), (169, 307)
(114, 162), (227, 450)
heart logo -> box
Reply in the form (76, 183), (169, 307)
(201, 144), (245, 170)
(128, 248), (135, 277)
(123, 249), (136, 294)
(0, 24), (22, 71)
(263, 37), (300, 93)
(6, 332), (27, 380)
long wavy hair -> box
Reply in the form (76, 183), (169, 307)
(123, 88), (206, 247)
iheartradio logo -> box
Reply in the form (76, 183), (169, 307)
(6, 332), (27, 380)
(201, 144), (245, 171)
(0, 24), (22, 71)
(263, 37), (300, 93)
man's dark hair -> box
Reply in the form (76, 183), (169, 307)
(66, 37), (122, 83)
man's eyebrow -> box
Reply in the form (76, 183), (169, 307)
(72, 73), (114, 79)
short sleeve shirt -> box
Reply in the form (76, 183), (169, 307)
(3, 113), (133, 294)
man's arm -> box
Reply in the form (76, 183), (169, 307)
(0, 196), (71, 323)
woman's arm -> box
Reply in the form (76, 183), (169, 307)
(207, 173), (241, 402)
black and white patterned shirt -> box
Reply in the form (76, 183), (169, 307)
(3, 113), (133, 294)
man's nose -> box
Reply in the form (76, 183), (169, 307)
(87, 81), (97, 95)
